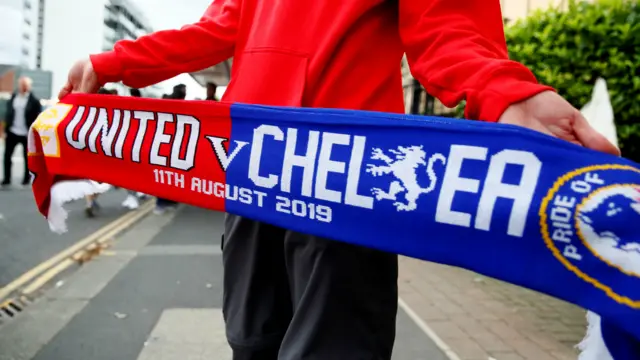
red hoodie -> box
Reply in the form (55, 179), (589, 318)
(90, 0), (552, 121)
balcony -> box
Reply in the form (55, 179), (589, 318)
(104, 16), (119, 30)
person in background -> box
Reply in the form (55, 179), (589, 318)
(1, 76), (42, 188)
(206, 81), (218, 101)
(83, 87), (113, 216)
(153, 86), (185, 214)
(120, 87), (147, 210)
(172, 84), (187, 100)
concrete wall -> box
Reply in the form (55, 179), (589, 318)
(16, 68), (52, 99)
(0, 67), (52, 99)
(501, 0), (571, 22)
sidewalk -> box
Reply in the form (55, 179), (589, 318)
(0, 137), (27, 184)
(0, 201), (588, 360)
(399, 258), (586, 360)
(0, 206), (449, 360)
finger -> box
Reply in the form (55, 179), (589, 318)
(573, 113), (621, 156)
(503, 116), (556, 138)
(79, 80), (98, 94)
(78, 79), (92, 94)
(57, 82), (73, 100)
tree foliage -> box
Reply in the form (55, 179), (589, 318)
(457, 0), (640, 161)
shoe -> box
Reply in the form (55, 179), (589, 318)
(1, 180), (9, 187)
(122, 194), (140, 210)
(85, 199), (99, 217)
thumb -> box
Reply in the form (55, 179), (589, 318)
(79, 63), (99, 94)
(573, 112), (621, 156)
(57, 82), (73, 100)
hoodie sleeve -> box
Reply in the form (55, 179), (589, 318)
(399, 0), (553, 122)
(90, 0), (240, 88)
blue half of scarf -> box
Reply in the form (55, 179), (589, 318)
(214, 103), (640, 357)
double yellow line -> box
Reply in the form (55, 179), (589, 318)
(0, 200), (154, 301)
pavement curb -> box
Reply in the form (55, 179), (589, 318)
(398, 297), (462, 360)
(0, 200), (154, 304)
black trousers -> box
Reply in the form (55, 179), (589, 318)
(222, 214), (398, 360)
(2, 131), (29, 184)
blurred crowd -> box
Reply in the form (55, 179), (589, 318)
(0, 76), (219, 218)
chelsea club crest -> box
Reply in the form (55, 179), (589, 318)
(540, 164), (640, 307)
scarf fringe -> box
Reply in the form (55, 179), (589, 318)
(576, 79), (617, 360)
(48, 180), (112, 233)
(577, 311), (613, 360)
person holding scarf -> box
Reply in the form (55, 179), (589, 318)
(58, 0), (619, 359)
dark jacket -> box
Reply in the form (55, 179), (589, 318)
(4, 92), (43, 133)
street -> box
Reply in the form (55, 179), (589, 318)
(0, 140), (587, 360)
(0, 204), (449, 360)
(0, 139), (449, 359)
(0, 140), (132, 286)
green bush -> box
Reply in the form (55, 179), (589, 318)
(456, 0), (640, 161)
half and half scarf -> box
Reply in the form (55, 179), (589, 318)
(28, 94), (640, 359)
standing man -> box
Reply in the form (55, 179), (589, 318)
(2, 76), (42, 187)
(59, 1), (619, 359)
(153, 84), (185, 214)
(129, 88), (142, 98)
(121, 87), (146, 210)
(171, 84), (187, 100)
(206, 81), (218, 101)
(83, 86), (113, 217)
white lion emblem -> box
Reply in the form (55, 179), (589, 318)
(366, 145), (446, 211)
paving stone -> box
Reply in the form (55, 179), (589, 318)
(398, 257), (586, 359)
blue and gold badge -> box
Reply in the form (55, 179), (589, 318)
(540, 165), (640, 307)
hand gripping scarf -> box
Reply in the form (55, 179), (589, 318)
(28, 94), (640, 359)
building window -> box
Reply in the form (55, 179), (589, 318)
(24, 0), (31, 10)
(23, 32), (30, 40)
(25, 17), (31, 25)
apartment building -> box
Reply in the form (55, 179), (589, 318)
(0, 0), (39, 68)
(40, 0), (162, 99)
